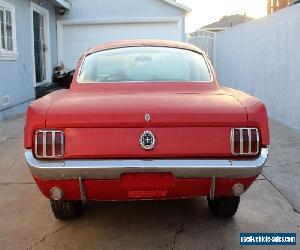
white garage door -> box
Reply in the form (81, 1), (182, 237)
(59, 21), (181, 69)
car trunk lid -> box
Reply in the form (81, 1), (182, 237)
(45, 92), (247, 128)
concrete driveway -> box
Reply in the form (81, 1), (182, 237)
(0, 116), (299, 250)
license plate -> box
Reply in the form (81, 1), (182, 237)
(121, 172), (175, 189)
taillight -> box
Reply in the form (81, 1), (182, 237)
(35, 130), (64, 159)
(230, 128), (259, 156)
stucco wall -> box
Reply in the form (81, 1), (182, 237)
(57, 0), (186, 41)
(0, 0), (58, 120)
(59, 0), (185, 20)
(215, 4), (300, 130)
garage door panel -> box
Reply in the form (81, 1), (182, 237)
(61, 22), (180, 69)
(62, 40), (99, 67)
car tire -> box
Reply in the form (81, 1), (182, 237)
(50, 199), (83, 220)
(207, 196), (240, 217)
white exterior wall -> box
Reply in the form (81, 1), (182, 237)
(215, 4), (300, 130)
(58, 0), (185, 21)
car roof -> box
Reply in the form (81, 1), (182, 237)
(84, 39), (204, 56)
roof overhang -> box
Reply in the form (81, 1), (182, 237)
(50, 0), (71, 10)
(161, 0), (191, 14)
(201, 27), (228, 32)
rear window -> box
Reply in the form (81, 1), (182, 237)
(77, 47), (211, 83)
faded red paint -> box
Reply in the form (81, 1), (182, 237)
(24, 40), (269, 201)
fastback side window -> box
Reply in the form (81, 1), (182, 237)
(77, 47), (211, 83)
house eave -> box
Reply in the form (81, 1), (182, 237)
(51, 0), (71, 10)
(161, 0), (191, 14)
(201, 27), (228, 32)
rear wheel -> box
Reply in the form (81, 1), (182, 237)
(207, 196), (240, 217)
(50, 199), (83, 220)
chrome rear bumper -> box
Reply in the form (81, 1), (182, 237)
(25, 148), (268, 180)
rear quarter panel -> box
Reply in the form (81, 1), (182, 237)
(221, 87), (270, 146)
(24, 90), (68, 149)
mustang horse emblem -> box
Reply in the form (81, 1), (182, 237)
(139, 130), (156, 150)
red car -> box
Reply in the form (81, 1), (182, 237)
(24, 40), (269, 220)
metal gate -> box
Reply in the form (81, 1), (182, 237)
(188, 31), (215, 65)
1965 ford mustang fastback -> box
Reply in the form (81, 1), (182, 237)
(24, 40), (269, 220)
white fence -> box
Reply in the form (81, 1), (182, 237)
(188, 31), (215, 64)
(215, 4), (300, 130)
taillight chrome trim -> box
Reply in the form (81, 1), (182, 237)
(239, 128), (243, 153)
(34, 130), (64, 159)
(247, 129), (251, 154)
(230, 128), (259, 156)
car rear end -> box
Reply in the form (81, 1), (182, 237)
(24, 40), (269, 219)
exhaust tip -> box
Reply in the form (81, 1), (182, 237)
(50, 187), (64, 200)
(232, 183), (245, 196)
